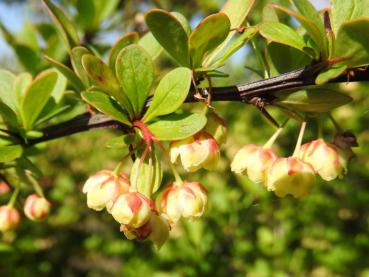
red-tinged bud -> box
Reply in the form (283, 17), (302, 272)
(120, 212), (170, 249)
(0, 205), (20, 232)
(111, 192), (154, 228)
(0, 182), (10, 195)
(203, 111), (227, 145)
(267, 157), (315, 198)
(159, 181), (207, 223)
(300, 139), (348, 181)
(24, 194), (51, 221)
(231, 144), (278, 184)
(82, 170), (130, 211)
(170, 131), (219, 172)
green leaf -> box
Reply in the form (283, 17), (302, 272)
(105, 134), (136, 149)
(71, 47), (91, 87)
(14, 72), (32, 107)
(42, 0), (79, 49)
(143, 67), (191, 122)
(0, 101), (19, 129)
(0, 70), (16, 112)
(115, 45), (154, 116)
(48, 69), (67, 103)
(81, 91), (131, 126)
(81, 54), (133, 115)
(0, 145), (23, 163)
(109, 32), (139, 71)
(331, 0), (354, 35)
(145, 9), (190, 67)
(171, 12), (191, 35)
(189, 13), (230, 68)
(92, 0), (120, 27)
(275, 88), (352, 113)
(14, 44), (42, 74)
(203, 0), (255, 66)
(315, 64), (347, 85)
(148, 112), (207, 141)
(138, 32), (163, 60)
(259, 22), (312, 55)
(45, 56), (85, 91)
(21, 71), (58, 130)
(334, 18), (369, 67)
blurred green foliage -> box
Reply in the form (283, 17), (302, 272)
(0, 0), (369, 276)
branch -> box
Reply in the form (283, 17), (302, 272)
(27, 65), (369, 146)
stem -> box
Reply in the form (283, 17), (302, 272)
(263, 119), (289, 148)
(328, 113), (343, 132)
(27, 173), (45, 198)
(155, 141), (183, 184)
(292, 121), (307, 157)
(8, 186), (20, 207)
(317, 115), (323, 138)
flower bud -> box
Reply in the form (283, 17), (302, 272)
(120, 212), (170, 248)
(300, 139), (348, 181)
(0, 182), (10, 196)
(160, 181), (207, 223)
(267, 157), (315, 198)
(24, 194), (51, 221)
(231, 144), (277, 184)
(82, 170), (130, 211)
(0, 205), (20, 232)
(170, 131), (219, 172)
(111, 192), (154, 228)
(203, 111), (227, 145)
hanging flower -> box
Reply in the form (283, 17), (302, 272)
(159, 181), (207, 223)
(203, 111), (227, 145)
(82, 170), (130, 211)
(0, 205), (21, 232)
(170, 131), (219, 172)
(0, 182), (10, 196)
(24, 194), (51, 221)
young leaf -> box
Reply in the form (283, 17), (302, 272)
(334, 18), (369, 67)
(81, 54), (133, 115)
(42, 0), (80, 49)
(189, 13), (230, 68)
(115, 45), (154, 117)
(81, 91), (131, 126)
(148, 112), (207, 141)
(71, 47), (91, 87)
(109, 32), (139, 71)
(45, 56), (85, 91)
(0, 70), (16, 112)
(21, 71), (58, 130)
(203, 0), (255, 66)
(259, 22), (311, 55)
(143, 67), (191, 122)
(145, 9), (190, 67)
(0, 145), (23, 163)
(315, 64), (347, 85)
(138, 32), (163, 60)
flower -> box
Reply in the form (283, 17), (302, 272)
(231, 144), (278, 184)
(0, 182), (10, 196)
(24, 194), (51, 221)
(159, 181), (207, 223)
(267, 157), (315, 198)
(120, 212), (170, 248)
(0, 205), (21, 232)
(82, 170), (130, 211)
(203, 111), (227, 145)
(300, 139), (348, 181)
(110, 192), (154, 228)
(170, 131), (219, 172)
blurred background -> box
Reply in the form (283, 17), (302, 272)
(1, 0), (369, 276)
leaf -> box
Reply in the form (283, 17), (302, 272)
(14, 44), (42, 74)
(48, 69), (67, 103)
(71, 47), (91, 87)
(275, 88), (352, 113)
(334, 18), (369, 67)
(42, 0), (79, 49)
(105, 134), (136, 149)
(81, 91), (131, 126)
(109, 32), (139, 71)
(315, 64), (347, 85)
(81, 54), (133, 115)
(21, 71), (58, 130)
(115, 45), (154, 116)
(143, 67), (191, 122)
(171, 12), (191, 35)
(130, 149), (162, 196)
(259, 22), (312, 55)
(270, 4), (327, 59)
(331, 0), (354, 35)
(189, 13), (230, 68)
(0, 70), (16, 112)
(203, 0), (255, 66)
(14, 72), (32, 107)
(0, 145), (23, 163)
(0, 101), (19, 129)
(148, 112), (207, 141)
(45, 56), (85, 91)
(145, 9), (190, 67)
(138, 32), (163, 60)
